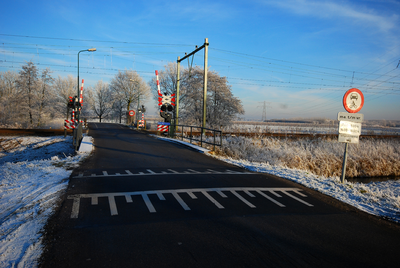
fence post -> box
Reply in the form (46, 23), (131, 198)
(213, 131), (216, 151)
(200, 127), (203, 147)
(190, 126), (193, 144)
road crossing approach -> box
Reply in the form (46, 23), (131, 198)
(40, 123), (400, 268)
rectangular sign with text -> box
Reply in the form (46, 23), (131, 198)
(338, 121), (362, 136)
(337, 112), (364, 123)
(338, 134), (360, 144)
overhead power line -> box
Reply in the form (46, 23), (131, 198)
(0, 33), (194, 47)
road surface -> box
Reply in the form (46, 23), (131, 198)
(40, 123), (400, 267)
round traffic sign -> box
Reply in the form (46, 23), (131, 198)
(343, 88), (364, 113)
(128, 110), (135, 117)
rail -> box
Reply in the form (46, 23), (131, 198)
(171, 124), (222, 151)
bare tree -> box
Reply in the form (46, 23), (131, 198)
(110, 70), (150, 121)
(53, 75), (76, 119)
(37, 68), (54, 127)
(149, 64), (244, 129)
(112, 99), (125, 123)
(90, 81), (112, 122)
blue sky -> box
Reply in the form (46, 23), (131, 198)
(1, 0), (399, 120)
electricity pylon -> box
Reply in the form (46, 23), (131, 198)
(258, 101), (271, 121)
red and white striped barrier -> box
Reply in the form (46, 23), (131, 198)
(155, 70), (163, 106)
(79, 79), (84, 110)
(64, 120), (76, 129)
(138, 113), (145, 128)
(157, 123), (169, 132)
(64, 119), (83, 129)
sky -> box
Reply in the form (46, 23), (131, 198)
(1, 0), (399, 121)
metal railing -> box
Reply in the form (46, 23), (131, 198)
(171, 124), (222, 151)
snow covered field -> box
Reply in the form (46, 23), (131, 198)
(1, 133), (399, 267)
(0, 135), (91, 268)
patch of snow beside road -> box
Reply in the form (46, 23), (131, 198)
(0, 135), (91, 268)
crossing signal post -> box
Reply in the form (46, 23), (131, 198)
(156, 70), (176, 127)
(137, 105), (146, 129)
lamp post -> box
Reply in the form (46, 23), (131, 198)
(74, 48), (95, 151)
(77, 48), (96, 122)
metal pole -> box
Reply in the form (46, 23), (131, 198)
(176, 57), (180, 131)
(341, 143), (349, 183)
(202, 38), (209, 134)
(213, 131), (216, 151)
(77, 50), (85, 124)
(200, 127), (203, 147)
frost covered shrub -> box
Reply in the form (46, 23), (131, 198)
(216, 136), (400, 178)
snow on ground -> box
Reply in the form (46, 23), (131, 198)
(0, 135), (92, 268)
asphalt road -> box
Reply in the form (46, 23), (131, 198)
(40, 123), (400, 268)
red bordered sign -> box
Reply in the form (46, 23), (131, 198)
(128, 110), (136, 117)
(343, 88), (364, 113)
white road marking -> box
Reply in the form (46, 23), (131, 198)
(73, 169), (254, 178)
(244, 190), (256, 197)
(125, 195), (133, 203)
(256, 190), (285, 207)
(142, 194), (156, 213)
(201, 191), (224, 209)
(172, 192), (190, 210)
(109, 195), (118, 215)
(187, 192), (197, 199)
(70, 197), (80, 219)
(230, 190), (256, 208)
(282, 191), (314, 207)
(67, 187), (313, 218)
(217, 191), (228, 198)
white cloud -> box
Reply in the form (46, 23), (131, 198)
(261, 0), (398, 32)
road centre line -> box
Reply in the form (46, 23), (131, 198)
(67, 187), (313, 218)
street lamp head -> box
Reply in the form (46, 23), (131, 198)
(88, 48), (96, 52)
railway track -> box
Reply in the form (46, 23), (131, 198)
(1, 128), (398, 139)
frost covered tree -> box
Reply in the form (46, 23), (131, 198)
(110, 70), (150, 120)
(0, 71), (19, 127)
(53, 75), (76, 119)
(149, 64), (244, 129)
(112, 99), (125, 123)
(89, 81), (112, 122)
(16, 61), (39, 126)
(37, 68), (54, 127)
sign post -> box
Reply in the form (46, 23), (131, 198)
(338, 88), (364, 183)
(128, 110), (135, 125)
